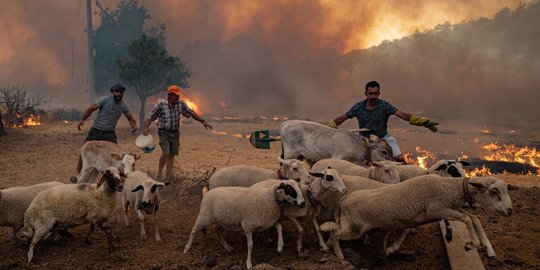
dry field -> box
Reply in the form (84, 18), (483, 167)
(0, 120), (539, 270)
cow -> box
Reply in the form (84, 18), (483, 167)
(280, 120), (394, 167)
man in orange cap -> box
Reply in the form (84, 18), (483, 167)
(142, 85), (213, 180)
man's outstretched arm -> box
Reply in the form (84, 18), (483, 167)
(394, 110), (439, 132)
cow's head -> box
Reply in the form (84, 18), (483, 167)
(368, 135), (394, 162)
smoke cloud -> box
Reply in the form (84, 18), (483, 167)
(0, 0), (538, 130)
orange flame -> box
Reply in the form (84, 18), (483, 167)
(465, 165), (494, 177)
(183, 97), (200, 115)
(414, 146), (437, 169)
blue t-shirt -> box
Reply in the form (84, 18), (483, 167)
(345, 99), (397, 138)
(92, 96), (130, 132)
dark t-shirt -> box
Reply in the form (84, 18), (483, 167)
(345, 99), (398, 138)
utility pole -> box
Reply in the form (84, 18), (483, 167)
(71, 36), (74, 89)
(86, 0), (95, 102)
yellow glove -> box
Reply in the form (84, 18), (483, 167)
(409, 115), (439, 133)
(328, 121), (338, 129)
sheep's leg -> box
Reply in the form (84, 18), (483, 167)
(136, 209), (147, 240)
(312, 217), (328, 251)
(89, 168), (99, 183)
(444, 219), (453, 242)
(85, 223), (96, 245)
(98, 223), (114, 253)
(274, 222), (283, 253)
(122, 199), (130, 226)
(287, 216), (304, 252)
(153, 211), (161, 242)
(328, 231), (345, 261)
(467, 212), (496, 258)
(245, 231), (254, 270)
(428, 208), (480, 248)
(385, 229), (410, 255)
(214, 227), (234, 252)
(183, 226), (199, 253)
(27, 226), (49, 263)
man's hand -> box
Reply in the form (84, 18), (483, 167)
(409, 115), (439, 133)
(328, 121), (338, 129)
(129, 121), (137, 133)
(142, 127), (149, 136)
(202, 120), (213, 130)
(77, 120), (84, 131)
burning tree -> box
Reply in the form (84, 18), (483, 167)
(0, 84), (50, 129)
(118, 35), (191, 125)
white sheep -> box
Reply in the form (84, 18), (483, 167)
(20, 167), (125, 263)
(184, 179), (306, 270)
(0, 182), (64, 238)
(397, 159), (470, 181)
(208, 157), (310, 189)
(321, 176), (512, 263)
(122, 171), (169, 242)
(311, 159), (400, 184)
(72, 140), (139, 183)
(251, 168), (347, 252)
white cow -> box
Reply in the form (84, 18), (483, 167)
(280, 120), (394, 166)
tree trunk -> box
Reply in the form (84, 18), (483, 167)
(0, 110), (5, 136)
(138, 96), (147, 128)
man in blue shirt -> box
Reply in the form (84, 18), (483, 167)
(143, 85), (213, 180)
(71, 84), (137, 182)
(329, 81), (438, 162)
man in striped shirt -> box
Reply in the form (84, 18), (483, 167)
(142, 85), (213, 180)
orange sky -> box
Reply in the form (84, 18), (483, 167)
(0, 0), (535, 110)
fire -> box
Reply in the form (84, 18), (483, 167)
(481, 142), (539, 168)
(183, 97), (200, 114)
(212, 130), (251, 139)
(465, 165), (494, 177)
(481, 128), (491, 134)
(414, 146), (437, 169)
(23, 114), (41, 126)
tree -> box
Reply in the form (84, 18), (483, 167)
(118, 35), (191, 125)
(0, 84), (50, 128)
(93, 0), (164, 97)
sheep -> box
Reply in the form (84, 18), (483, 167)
(311, 159), (400, 184)
(20, 167), (125, 263)
(397, 159), (471, 181)
(0, 181), (64, 238)
(321, 175), (512, 263)
(122, 171), (169, 242)
(208, 157), (310, 189)
(250, 168), (347, 252)
(184, 179), (306, 269)
(72, 140), (139, 183)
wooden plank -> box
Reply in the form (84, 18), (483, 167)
(440, 220), (485, 270)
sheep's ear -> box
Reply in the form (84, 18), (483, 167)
(97, 171), (109, 188)
(151, 185), (158, 193)
(370, 162), (382, 167)
(132, 154), (141, 161)
(111, 153), (122, 161)
(435, 163), (448, 171)
(369, 134), (380, 142)
(120, 172), (127, 178)
(277, 157), (289, 166)
(132, 185), (143, 192)
(309, 172), (324, 178)
(468, 178), (488, 193)
(164, 182), (171, 186)
(327, 166), (332, 169)
(459, 160), (471, 166)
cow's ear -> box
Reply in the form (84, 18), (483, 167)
(309, 172), (324, 178)
(111, 153), (122, 161)
(370, 162), (382, 167)
(277, 157), (290, 166)
(369, 134), (380, 142)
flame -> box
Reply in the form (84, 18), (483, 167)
(414, 146), (437, 169)
(465, 165), (494, 177)
(183, 97), (200, 114)
(23, 114), (41, 126)
(481, 142), (539, 169)
(481, 128), (491, 134)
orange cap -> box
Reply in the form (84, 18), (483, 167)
(167, 85), (182, 97)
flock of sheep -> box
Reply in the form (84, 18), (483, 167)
(0, 120), (514, 269)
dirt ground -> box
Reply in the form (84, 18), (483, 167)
(0, 121), (539, 270)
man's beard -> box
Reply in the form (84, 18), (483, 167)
(113, 95), (123, 102)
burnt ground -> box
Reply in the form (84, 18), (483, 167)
(0, 122), (539, 270)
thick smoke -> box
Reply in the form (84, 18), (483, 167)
(0, 0), (537, 127)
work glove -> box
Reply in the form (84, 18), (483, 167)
(409, 115), (439, 133)
(328, 121), (338, 129)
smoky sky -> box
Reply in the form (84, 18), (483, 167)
(0, 0), (538, 128)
